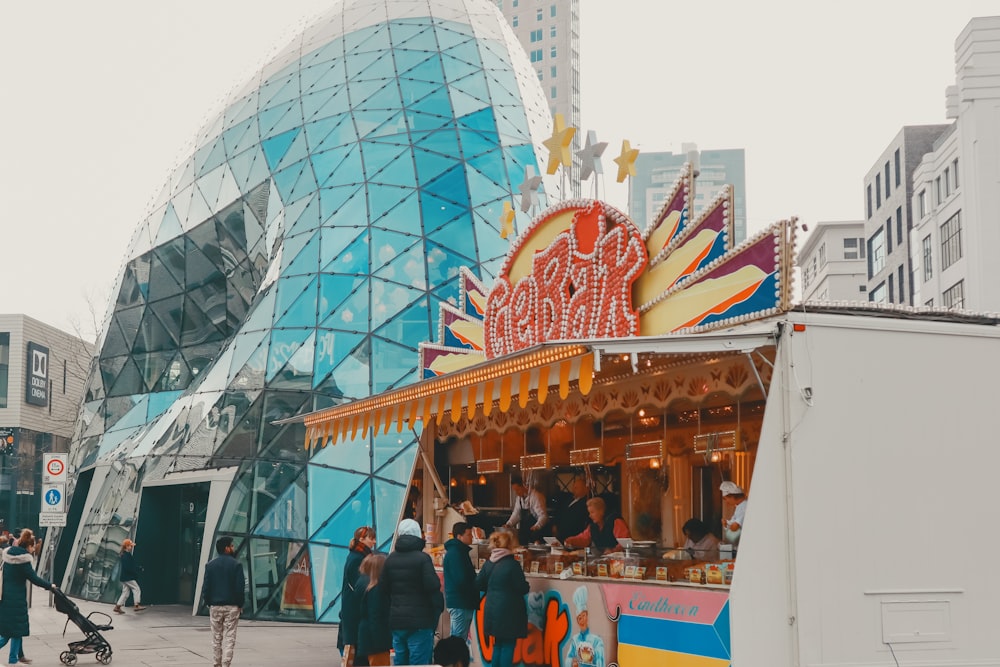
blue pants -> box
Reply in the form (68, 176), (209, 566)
(0, 636), (23, 665)
(493, 638), (516, 667)
(391, 628), (434, 666)
(448, 607), (474, 640)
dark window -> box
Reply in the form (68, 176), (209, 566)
(876, 174), (882, 208)
(537, 8), (543, 20)
(944, 167), (951, 197)
(63, 360), (67, 394)
(922, 235), (933, 282)
(868, 229), (885, 278)
(866, 185), (873, 219)
(918, 190), (926, 218)
(886, 219), (893, 255)
(935, 176), (942, 204)
(943, 280), (965, 310)
(896, 207), (903, 246)
(898, 265), (906, 304)
(953, 158), (959, 189)
(940, 211), (962, 270)
(885, 162), (891, 198)
(894, 149), (901, 187)
(0, 332), (9, 409)
(530, 29), (542, 42)
(888, 273), (895, 303)
(870, 282), (886, 303)
(551, 4), (556, 16)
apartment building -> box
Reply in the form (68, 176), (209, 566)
(798, 221), (868, 302)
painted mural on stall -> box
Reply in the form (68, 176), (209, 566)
(471, 578), (731, 667)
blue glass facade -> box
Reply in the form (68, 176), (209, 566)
(60, 0), (552, 622)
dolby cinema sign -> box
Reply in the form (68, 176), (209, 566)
(25, 342), (49, 407)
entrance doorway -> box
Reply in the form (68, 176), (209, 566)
(134, 483), (210, 605)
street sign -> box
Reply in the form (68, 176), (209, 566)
(43, 453), (67, 484)
(38, 513), (67, 527)
(41, 484), (65, 513)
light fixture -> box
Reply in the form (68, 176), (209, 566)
(450, 477), (458, 487)
(710, 452), (722, 463)
(649, 458), (661, 469)
(478, 474), (487, 485)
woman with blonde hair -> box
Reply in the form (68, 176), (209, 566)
(354, 553), (391, 666)
(476, 530), (529, 667)
(0, 529), (57, 665)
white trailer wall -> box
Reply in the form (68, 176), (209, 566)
(734, 313), (1000, 666)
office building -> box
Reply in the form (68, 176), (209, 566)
(630, 146), (748, 244)
(797, 221), (867, 302)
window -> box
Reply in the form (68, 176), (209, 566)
(894, 148), (901, 187)
(870, 282), (887, 304)
(551, 4), (556, 16)
(0, 332), (9, 409)
(537, 8), (543, 20)
(537, 70), (543, 80)
(952, 158), (959, 189)
(925, 298), (934, 307)
(876, 174), (882, 208)
(888, 273), (895, 303)
(884, 162), (891, 198)
(819, 243), (826, 266)
(896, 207), (903, 246)
(940, 211), (962, 270)
(918, 190), (926, 218)
(550, 25), (556, 38)
(551, 85), (557, 99)
(922, 235), (933, 282)
(512, 15), (518, 26)
(844, 237), (864, 260)
(512, 0), (518, 6)
(943, 280), (965, 310)
(898, 265), (905, 304)
(866, 184), (873, 219)
(935, 176), (942, 204)
(530, 29), (542, 42)
(551, 45), (557, 58)
(550, 66), (557, 78)
(530, 49), (543, 62)
(868, 228), (885, 278)
(943, 167), (951, 197)
(885, 219), (893, 255)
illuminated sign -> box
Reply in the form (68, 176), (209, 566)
(25, 342), (49, 407)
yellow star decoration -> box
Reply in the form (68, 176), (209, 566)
(543, 113), (577, 175)
(614, 140), (640, 183)
(499, 200), (516, 239)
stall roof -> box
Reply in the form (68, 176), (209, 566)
(279, 321), (780, 449)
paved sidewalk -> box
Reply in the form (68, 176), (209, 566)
(18, 595), (342, 666)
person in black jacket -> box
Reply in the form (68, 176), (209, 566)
(355, 553), (391, 666)
(338, 526), (376, 662)
(112, 539), (146, 614)
(381, 519), (442, 666)
(202, 536), (245, 667)
(476, 530), (529, 667)
(443, 522), (478, 641)
(0, 530), (56, 666)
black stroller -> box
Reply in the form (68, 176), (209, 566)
(53, 588), (114, 665)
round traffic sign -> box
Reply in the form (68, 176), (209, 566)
(45, 488), (62, 506)
(47, 459), (65, 476)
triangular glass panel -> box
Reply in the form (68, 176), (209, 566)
(304, 113), (352, 152)
(320, 284), (369, 334)
(270, 331), (316, 390)
(258, 72), (300, 111)
(425, 240), (470, 287)
(372, 295), (431, 353)
(369, 279), (423, 332)
(184, 241), (224, 289)
(149, 252), (185, 301)
(312, 329), (364, 389)
(273, 160), (308, 204)
(317, 204), (365, 259)
(101, 318), (130, 358)
(321, 190), (370, 233)
(193, 138), (228, 179)
(253, 468), (308, 539)
(180, 298), (227, 346)
(370, 337), (418, 393)
(265, 328), (313, 382)
(308, 467), (371, 539)
(373, 431), (418, 483)
(318, 273), (367, 316)
(365, 152), (416, 191)
(320, 229), (369, 276)
(409, 86), (454, 120)
(113, 305), (144, 352)
(427, 219), (477, 264)
(397, 78), (444, 107)
(393, 24), (439, 52)
(457, 128), (499, 161)
(313, 146), (363, 189)
(301, 59), (348, 95)
(153, 203), (183, 245)
(457, 106), (497, 134)
(147, 296), (184, 346)
(413, 147), (461, 184)
(274, 274), (314, 323)
(222, 117), (258, 158)
(133, 353), (171, 392)
(370, 192), (420, 235)
(399, 52), (444, 84)
(372, 476), (409, 539)
(311, 478), (374, 548)
(281, 229), (321, 277)
(343, 50), (385, 81)
(312, 544), (350, 622)
(275, 277), (319, 329)
(366, 183), (412, 223)
(286, 162), (319, 204)
(464, 162), (510, 212)
(185, 186), (214, 230)
(328, 336), (371, 400)
(261, 128), (300, 171)
(448, 85), (488, 118)
(414, 129), (461, 160)
(133, 308), (176, 354)
(419, 190), (467, 233)
(228, 146), (269, 190)
(370, 229), (421, 274)
(108, 358), (144, 397)
(227, 329), (269, 380)
(440, 52), (482, 85)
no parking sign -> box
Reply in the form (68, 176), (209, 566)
(43, 453), (67, 484)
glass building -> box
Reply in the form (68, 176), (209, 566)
(56, 0), (553, 622)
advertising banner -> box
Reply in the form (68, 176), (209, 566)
(471, 577), (731, 667)
(25, 342), (49, 407)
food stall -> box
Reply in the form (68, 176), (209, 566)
(292, 183), (795, 665)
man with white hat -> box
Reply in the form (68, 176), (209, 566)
(565, 585), (604, 667)
(720, 481), (748, 547)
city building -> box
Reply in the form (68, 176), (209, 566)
(862, 126), (947, 305)
(629, 146), (748, 244)
(55, 0), (556, 622)
(797, 221), (867, 302)
(494, 0), (581, 196)
(911, 16), (1000, 311)
(0, 314), (91, 533)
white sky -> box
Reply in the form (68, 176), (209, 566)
(1, 0), (996, 339)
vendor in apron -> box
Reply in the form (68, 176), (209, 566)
(720, 481), (747, 549)
(504, 476), (548, 545)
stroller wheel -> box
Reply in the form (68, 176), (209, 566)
(59, 652), (77, 666)
(96, 649), (112, 665)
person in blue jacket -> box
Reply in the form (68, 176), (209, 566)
(443, 522), (478, 641)
(112, 539), (146, 614)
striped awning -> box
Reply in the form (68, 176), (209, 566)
(296, 344), (595, 449)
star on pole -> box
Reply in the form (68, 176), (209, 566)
(499, 200), (516, 239)
(518, 165), (543, 213)
(614, 140), (639, 183)
(576, 130), (608, 182)
(542, 113), (576, 175)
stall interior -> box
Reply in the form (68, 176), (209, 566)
(417, 347), (773, 585)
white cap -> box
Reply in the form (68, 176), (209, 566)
(397, 518), (422, 538)
(720, 481), (744, 497)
